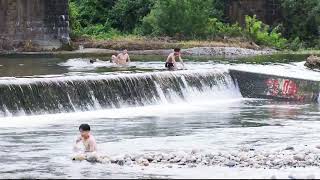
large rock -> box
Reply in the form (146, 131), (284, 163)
(305, 55), (320, 69)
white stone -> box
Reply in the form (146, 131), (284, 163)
(293, 154), (305, 161)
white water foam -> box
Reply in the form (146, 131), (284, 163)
(0, 97), (242, 128)
(59, 58), (137, 71)
(60, 58), (320, 81)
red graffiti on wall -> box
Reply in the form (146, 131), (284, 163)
(266, 79), (280, 96)
(282, 80), (298, 96)
(265, 78), (303, 100)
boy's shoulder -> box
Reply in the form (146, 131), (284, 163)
(89, 134), (96, 141)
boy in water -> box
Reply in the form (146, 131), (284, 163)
(165, 48), (185, 70)
(73, 124), (111, 163)
(74, 124), (97, 153)
(111, 49), (131, 65)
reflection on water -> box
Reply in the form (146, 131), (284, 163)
(0, 57), (68, 77)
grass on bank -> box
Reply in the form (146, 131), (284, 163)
(72, 33), (268, 51)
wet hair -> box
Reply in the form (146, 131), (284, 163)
(79, 124), (90, 131)
(174, 48), (181, 52)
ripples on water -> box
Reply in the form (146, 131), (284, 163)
(0, 55), (320, 178)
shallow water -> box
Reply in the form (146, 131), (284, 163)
(0, 54), (320, 178)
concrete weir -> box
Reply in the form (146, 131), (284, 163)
(0, 0), (70, 51)
(229, 69), (320, 102)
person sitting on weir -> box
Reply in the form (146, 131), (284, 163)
(111, 49), (131, 65)
(165, 48), (185, 70)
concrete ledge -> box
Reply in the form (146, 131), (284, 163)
(230, 69), (320, 102)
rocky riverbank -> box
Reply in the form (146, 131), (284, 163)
(128, 46), (275, 57)
(1, 36), (277, 58)
(69, 37), (276, 57)
(1, 46), (274, 59)
(74, 145), (320, 170)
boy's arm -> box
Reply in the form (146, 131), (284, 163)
(179, 56), (185, 68)
(76, 136), (82, 144)
(89, 138), (97, 152)
(127, 55), (131, 63)
(73, 136), (82, 152)
(166, 54), (171, 62)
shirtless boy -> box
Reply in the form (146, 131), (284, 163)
(165, 48), (185, 70)
(111, 49), (131, 65)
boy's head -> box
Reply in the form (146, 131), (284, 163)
(79, 124), (91, 139)
(174, 48), (181, 56)
(123, 49), (128, 54)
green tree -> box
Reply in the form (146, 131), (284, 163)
(281, 0), (320, 47)
(209, 0), (225, 20)
(142, 0), (213, 39)
(71, 0), (116, 27)
(245, 15), (287, 49)
(69, 1), (82, 37)
(109, 0), (155, 32)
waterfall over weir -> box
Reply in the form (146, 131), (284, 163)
(0, 70), (240, 117)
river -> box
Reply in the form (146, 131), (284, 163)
(0, 54), (320, 178)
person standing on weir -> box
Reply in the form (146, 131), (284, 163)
(165, 48), (185, 70)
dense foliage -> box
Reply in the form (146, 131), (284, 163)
(281, 0), (320, 48)
(69, 0), (320, 50)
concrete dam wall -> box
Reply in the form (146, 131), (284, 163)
(0, 0), (70, 51)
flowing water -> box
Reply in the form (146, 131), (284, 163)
(0, 54), (320, 178)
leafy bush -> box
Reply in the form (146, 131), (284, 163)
(286, 37), (305, 51)
(69, 0), (120, 39)
(69, 1), (82, 37)
(109, 0), (155, 32)
(206, 18), (243, 38)
(67, 0), (319, 49)
(244, 15), (287, 49)
(281, 0), (320, 47)
(72, 0), (115, 27)
(81, 22), (120, 40)
(141, 0), (213, 39)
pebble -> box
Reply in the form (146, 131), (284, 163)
(225, 161), (236, 167)
(191, 149), (200, 155)
(188, 164), (197, 168)
(117, 160), (125, 166)
(144, 155), (154, 162)
(285, 146), (295, 151)
(293, 154), (305, 161)
(288, 175), (296, 179)
(306, 175), (315, 179)
(143, 161), (149, 166)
